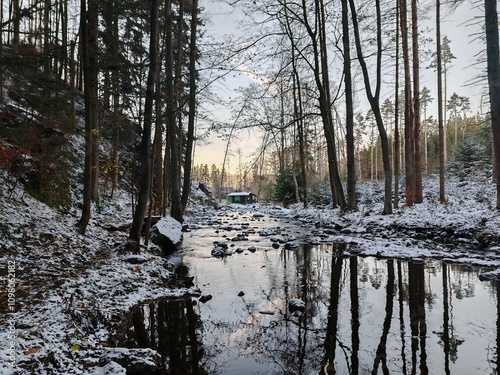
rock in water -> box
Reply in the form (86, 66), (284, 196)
(212, 242), (232, 257)
(150, 216), (183, 251)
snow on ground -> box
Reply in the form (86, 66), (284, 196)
(280, 173), (500, 277)
(0, 170), (499, 374)
(0, 174), (199, 374)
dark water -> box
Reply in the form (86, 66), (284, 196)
(114, 211), (499, 374)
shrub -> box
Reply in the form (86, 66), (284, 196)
(449, 137), (491, 178)
(273, 169), (300, 206)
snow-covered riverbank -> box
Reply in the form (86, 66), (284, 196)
(0, 172), (499, 374)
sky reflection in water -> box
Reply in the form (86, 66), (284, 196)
(121, 213), (499, 374)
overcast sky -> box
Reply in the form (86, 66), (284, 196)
(194, 0), (488, 174)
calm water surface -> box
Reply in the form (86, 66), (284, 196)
(116, 210), (499, 374)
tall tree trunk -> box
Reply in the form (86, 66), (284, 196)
(166, 0), (182, 222)
(70, 39), (76, 130)
(342, 0), (356, 210)
(0, 0), (3, 103)
(283, 1), (308, 207)
(170, 0), (184, 222)
(61, 0), (68, 80)
(436, 0), (445, 203)
(318, 0), (346, 210)
(399, 0), (415, 206)
(77, 0), (92, 234)
(111, 6), (120, 196)
(411, 0), (422, 203)
(394, 0), (400, 209)
(43, 0), (50, 76)
(293, 65), (308, 207)
(299, 0), (345, 209)
(349, 0), (392, 214)
(129, 0), (159, 244)
(153, 67), (163, 214)
(485, 0), (500, 209)
(12, 0), (19, 51)
(181, 0), (198, 213)
(88, 0), (99, 204)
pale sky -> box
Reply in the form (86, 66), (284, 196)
(193, 0), (488, 174)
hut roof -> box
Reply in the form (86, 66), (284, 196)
(227, 192), (255, 197)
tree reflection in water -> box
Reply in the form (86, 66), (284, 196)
(320, 248), (343, 374)
(113, 243), (499, 375)
(113, 298), (207, 374)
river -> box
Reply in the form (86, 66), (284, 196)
(113, 208), (499, 374)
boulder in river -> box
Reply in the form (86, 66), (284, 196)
(150, 216), (183, 252)
(212, 242), (232, 257)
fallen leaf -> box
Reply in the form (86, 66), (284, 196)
(25, 348), (37, 355)
(70, 344), (80, 352)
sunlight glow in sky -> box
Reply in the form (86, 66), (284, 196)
(194, 0), (487, 174)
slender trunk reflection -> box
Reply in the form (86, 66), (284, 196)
(497, 281), (500, 373)
(131, 305), (149, 347)
(397, 260), (408, 375)
(408, 262), (428, 374)
(372, 259), (394, 375)
(442, 263), (451, 374)
(297, 246), (310, 374)
(321, 253), (343, 374)
(185, 299), (204, 374)
(350, 257), (360, 375)
(150, 301), (157, 350)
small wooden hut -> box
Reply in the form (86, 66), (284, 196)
(227, 192), (257, 204)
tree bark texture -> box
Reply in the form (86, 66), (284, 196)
(181, 0), (199, 213)
(350, 0), (393, 214)
(77, 0), (92, 234)
(411, 0), (422, 203)
(129, 0), (159, 243)
(342, 0), (356, 210)
(484, 0), (500, 209)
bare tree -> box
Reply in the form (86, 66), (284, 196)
(77, 0), (92, 234)
(342, 0), (357, 210)
(394, 0), (400, 209)
(169, 0), (184, 223)
(411, 0), (423, 203)
(436, 0), (446, 203)
(289, 0), (346, 209)
(181, 0), (199, 212)
(129, 0), (160, 245)
(88, 0), (99, 204)
(484, 0), (500, 209)
(349, 0), (393, 214)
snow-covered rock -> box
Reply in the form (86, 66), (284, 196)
(91, 361), (127, 375)
(99, 348), (161, 375)
(212, 243), (232, 257)
(289, 298), (306, 312)
(150, 216), (183, 251)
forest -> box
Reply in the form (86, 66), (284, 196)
(0, 1), (500, 374)
(0, 0), (498, 242)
